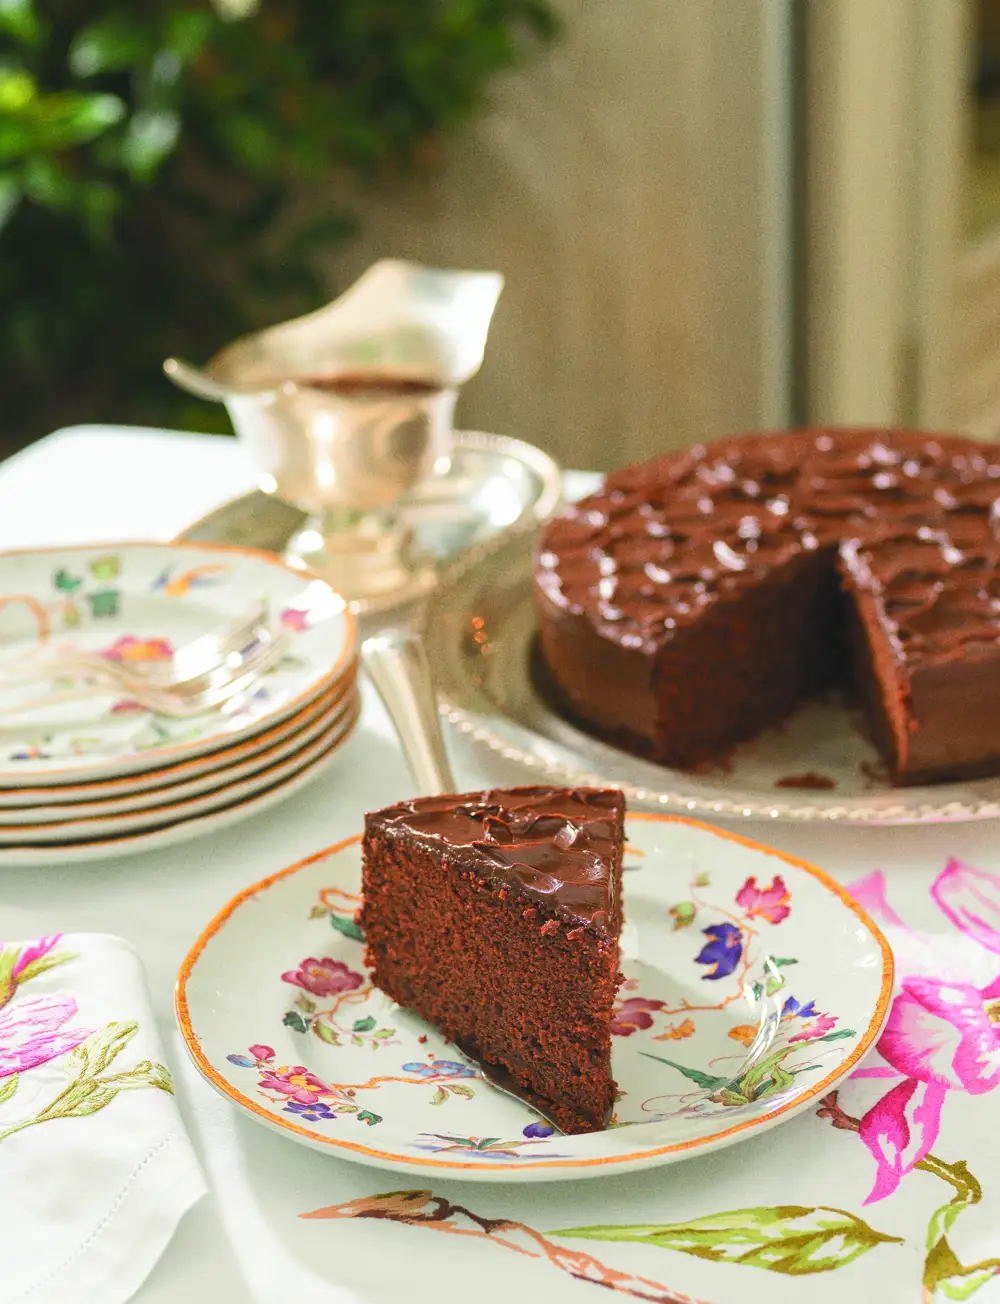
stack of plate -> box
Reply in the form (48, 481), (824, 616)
(0, 541), (357, 866)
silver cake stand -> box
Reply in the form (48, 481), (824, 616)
(178, 430), (562, 618)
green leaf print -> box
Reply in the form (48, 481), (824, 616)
(89, 555), (120, 582)
(283, 1010), (310, 1034)
(68, 1020), (137, 1075)
(554, 1205), (904, 1276)
(53, 568), (82, 594)
(313, 1021), (339, 1045)
(0, 1074), (18, 1105)
(919, 1159), (1000, 1301)
(430, 1086), (448, 1106)
(13, 948), (75, 986)
(352, 1016), (376, 1033)
(330, 914), (364, 943)
(639, 1054), (729, 1091)
(0, 1019), (171, 1144)
(767, 956), (798, 969)
(87, 589), (119, 618)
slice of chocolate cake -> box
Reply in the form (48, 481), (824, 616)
(360, 786), (626, 1134)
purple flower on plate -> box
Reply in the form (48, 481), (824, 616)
(694, 923), (743, 980)
(401, 1060), (476, 1080)
(523, 1120), (555, 1138)
(281, 957), (363, 998)
(283, 1099), (337, 1122)
(781, 996), (818, 1020)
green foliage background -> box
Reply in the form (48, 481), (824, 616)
(0, 0), (557, 451)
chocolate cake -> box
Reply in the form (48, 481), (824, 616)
(360, 786), (625, 1134)
(534, 428), (1000, 786)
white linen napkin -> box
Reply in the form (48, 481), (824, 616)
(0, 932), (206, 1304)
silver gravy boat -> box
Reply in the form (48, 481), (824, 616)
(164, 260), (503, 602)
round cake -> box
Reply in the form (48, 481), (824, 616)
(532, 428), (1000, 786)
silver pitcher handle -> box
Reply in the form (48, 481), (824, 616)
(361, 632), (456, 795)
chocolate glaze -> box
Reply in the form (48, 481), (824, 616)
(373, 786), (624, 938)
(534, 429), (1000, 783)
(536, 429), (1000, 669)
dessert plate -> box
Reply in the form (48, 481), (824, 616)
(0, 541), (354, 782)
(0, 700), (359, 867)
(176, 812), (892, 1181)
(0, 669), (356, 815)
(420, 531), (1000, 824)
(0, 687), (356, 828)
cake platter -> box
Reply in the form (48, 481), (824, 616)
(175, 811), (891, 1181)
(419, 530), (1000, 824)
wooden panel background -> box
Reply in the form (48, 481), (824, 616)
(325, 1), (790, 471)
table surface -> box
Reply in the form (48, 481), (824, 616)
(4, 426), (1000, 1304)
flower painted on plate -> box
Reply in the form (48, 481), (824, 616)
(781, 996), (817, 1020)
(401, 1060), (476, 1080)
(728, 1024), (757, 1047)
(281, 957), (364, 997)
(227, 1043), (275, 1068)
(523, 1120), (555, 1138)
(736, 875), (791, 925)
(0, 994), (92, 1078)
(611, 997), (665, 1036)
(151, 564), (229, 597)
(258, 1065), (330, 1104)
(695, 923), (743, 980)
(102, 635), (173, 663)
(279, 607), (310, 632)
(789, 1014), (838, 1043)
(284, 1099), (337, 1122)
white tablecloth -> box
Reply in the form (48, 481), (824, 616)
(4, 427), (1000, 1304)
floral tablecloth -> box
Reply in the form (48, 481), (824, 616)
(2, 427), (1000, 1304)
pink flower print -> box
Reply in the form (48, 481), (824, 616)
(248, 1044), (274, 1062)
(735, 875), (791, 924)
(103, 635), (173, 663)
(258, 1065), (329, 1104)
(878, 975), (1000, 1094)
(279, 607), (310, 632)
(847, 869), (908, 931)
(931, 858), (1000, 957)
(854, 973), (1000, 1202)
(788, 1012), (837, 1043)
(0, 994), (91, 1078)
(10, 935), (61, 981)
(0, 935), (62, 1008)
(858, 1076), (949, 1205)
(611, 997), (665, 1036)
(281, 957), (363, 998)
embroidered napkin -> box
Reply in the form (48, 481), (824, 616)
(0, 933), (206, 1304)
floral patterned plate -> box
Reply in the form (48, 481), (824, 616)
(0, 688), (357, 840)
(176, 812), (893, 1181)
(0, 703), (359, 867)
(0, 541), (354, 783)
